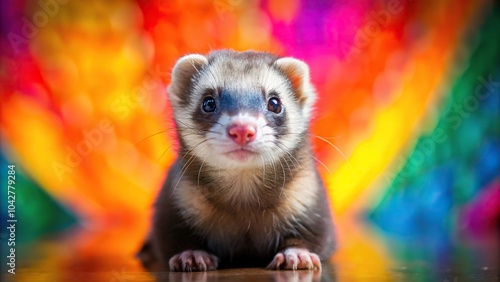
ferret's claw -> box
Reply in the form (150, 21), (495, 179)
(267, 248), (321, 271)
(169, 250), (219, 272)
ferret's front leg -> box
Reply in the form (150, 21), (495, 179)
(153, 202), (220, 272)
(267, 247), (321, 270)
(267, 237), (322, 271)
(169, 250), (219, 272)
(154, 224), (220, 272)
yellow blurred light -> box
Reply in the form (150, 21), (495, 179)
(327, 29), (468, 214)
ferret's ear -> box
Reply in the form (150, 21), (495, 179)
(274, 57), (316, 112)
(168, 54), (208, 106)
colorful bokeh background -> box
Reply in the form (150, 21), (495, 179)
(1, 0), (499, 280)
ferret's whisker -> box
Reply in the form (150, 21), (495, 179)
(275, 155), (286, 199)
(171, 153), (197, 198)
(260, 155), (266, 185)
(310, 134), (355, 177)
(309, 153), (331, 174)
(273, 146), (297, 176)
(309, 133), (344, 140)
(279, 141), (330, 174)
(157, 144), (173, 163)
(261, 148), (276, 189)
(274, 142), (301, 170)
(272, 128), (344, 140)
(127, 128), (178, 154)
(197, 150), (210, 189)
(261, 130), (345, 175)
(266, 148), (278, 188)
(171, 139), (213, 196)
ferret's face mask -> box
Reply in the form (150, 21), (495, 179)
(167, 52), (316, 169)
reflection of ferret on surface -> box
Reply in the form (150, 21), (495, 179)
(137, 50), (335, 272)
(163, 268), (330, 282)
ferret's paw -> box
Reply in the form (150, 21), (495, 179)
(168, 250), (219, 272)
(267, 247), (321, 271)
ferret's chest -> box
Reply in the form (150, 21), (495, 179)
(176, 179), (285, 229)
(207, 213), (281, 258)
(172, 167), (318, 254)
(173, 178), (291, 246)
(192, 202), (287, 257)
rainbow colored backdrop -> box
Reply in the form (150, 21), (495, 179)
(1, 0), (499, 278)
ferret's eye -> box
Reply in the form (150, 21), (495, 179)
(202, 97), (216, 113)
(267, 97), (282, 114)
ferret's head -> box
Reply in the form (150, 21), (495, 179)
(168, 50), (316, 169)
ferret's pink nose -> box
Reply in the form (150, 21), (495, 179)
(227, 124), (256, 146)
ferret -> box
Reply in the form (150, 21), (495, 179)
(137, 50), (335, 272)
